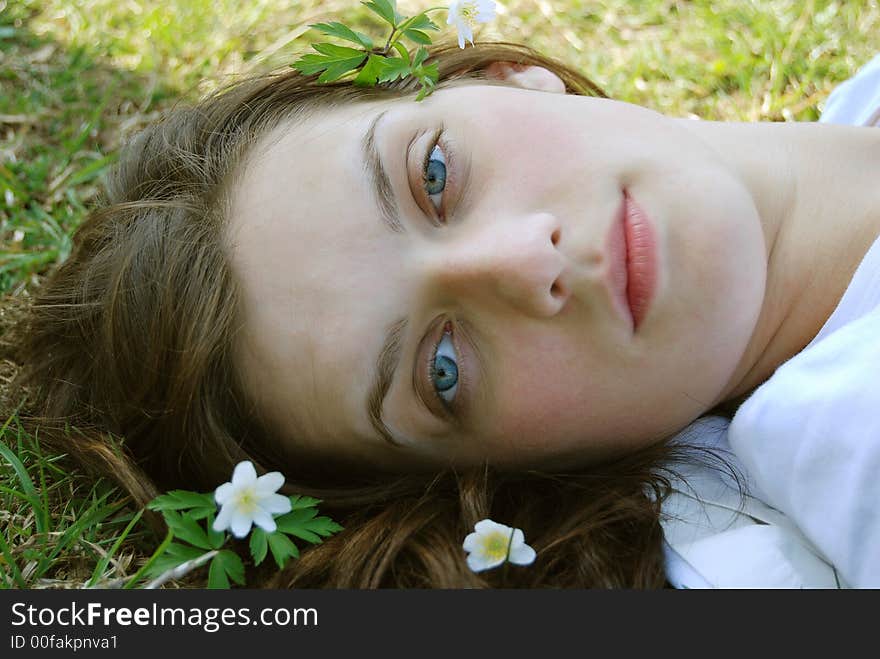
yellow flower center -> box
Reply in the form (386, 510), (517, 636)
(480, 530), (512, 562)
(235, 488), (258, 514)
(459, 2), (480, 27)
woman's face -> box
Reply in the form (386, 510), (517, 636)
(226, 66), (767, 472)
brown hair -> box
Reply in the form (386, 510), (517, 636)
(4, 40), (734, 588)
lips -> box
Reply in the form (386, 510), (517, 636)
(605, 199), (632, 329)
(623, 192), (657, 331)
(604, 190), (658, 332)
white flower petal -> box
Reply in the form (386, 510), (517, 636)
(510, 528), (525, 547)
(214, 482), (234, 505)
(466, 552), (506, 573)
(252, 507), (277, 533)
(262, 493), (292, 515)
(212, 503), (234, 532)
(508, 543), (536, 566)
(476, 0), (497, 22)
(254, 471), (285, 495)
(462, 532), (480, 552)
(460, 26), (474, 48)
(463, 519), (534, 572)
(448, 1), (480, 49)
(231, 460), (257, 486)
(229, 510), (254, 538)
(474, 519), (510, 536)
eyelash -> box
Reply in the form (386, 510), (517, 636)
(421, 126), (448, 222)
(425, 320), (461, 418)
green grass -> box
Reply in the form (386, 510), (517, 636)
(1, 0), (879, 588)
(0, 414), (148, 588)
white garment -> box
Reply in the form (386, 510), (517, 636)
(661, 54), (880, 588)
(727, 234), (880, 587)
(661, 417), (842, 588)
(818, 53), (880, 127)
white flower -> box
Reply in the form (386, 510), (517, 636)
(212, 460), (292, 539)
(462, 519), (536, 572)
(447, 0), (497, 49)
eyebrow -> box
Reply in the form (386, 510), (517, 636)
(362, 108), (404, 234)
(367, 316), (408, 447)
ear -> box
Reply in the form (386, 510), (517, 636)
(484, 61), (566, 94)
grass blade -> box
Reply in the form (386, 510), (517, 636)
(87, 508), (144, 587)
(0, 440), (47, 534)
(124, 530), (173, 589)
(0, 531), (27, 589)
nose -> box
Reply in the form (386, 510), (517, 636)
(424, 212), (570, 318)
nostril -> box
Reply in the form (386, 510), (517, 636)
(550, 280), (565, 299)
(551, 228), (561, 246)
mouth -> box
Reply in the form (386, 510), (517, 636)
(605, 190), (658, 333)
(623, 190), (658, 332)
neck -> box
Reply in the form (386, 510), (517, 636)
(673, 118), (880, 406)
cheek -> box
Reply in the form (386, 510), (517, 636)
(485, 330), (600, 456)
(473, 103), (585, 197)
(482, 327), (684, 462)
(660, 168), (767, 383)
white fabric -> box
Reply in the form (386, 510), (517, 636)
(661, 418), (842, 588)
(818, 54), (880, 127)
(660, 54), (880, 588)
(727, 235), (880, 588)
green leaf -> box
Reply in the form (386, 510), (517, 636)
(310, 21), (373, 49)
(267, 532), (300, 570)
(292, 43), (368, 83)
(411, 46), (429, 68)
(275, 508), (343, 544)
(362, 0), (403, 28)
(308, 516), (344, 539)
(145, 542), (205, 579)
(207, 556), (229, 589)
(147, 490), (215, 513)
(215, 550), (246, 586)
(318, 59), (368, 83)
(392, 41), (410, 61)
(249, 527), (269, 566)
(312, 42), (368, 59)
(292, 43), (367, 81)
(275, 507), (317, 526)
(161, 510), (212, 550)
(402, 29), (433, 45)
(206, 512), (225, 550)
(289, 495), (322, 510)
(353, 55), (387, 86)
(415, 73), (438, 102)
(413, 60), (439, 101)
(376, 56), (413, 83)
(292, 53), (335, 76)
(189, 507), (213, 521)
(406, 14), (440, 31)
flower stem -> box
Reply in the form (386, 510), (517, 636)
(501, 529), (515, 588)
(383, 8), (447, 55)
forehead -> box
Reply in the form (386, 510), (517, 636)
(223, 97), (401, 458)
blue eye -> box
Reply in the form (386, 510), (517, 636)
(430, 330), (458, 404)
(423, 139), (447, 214)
